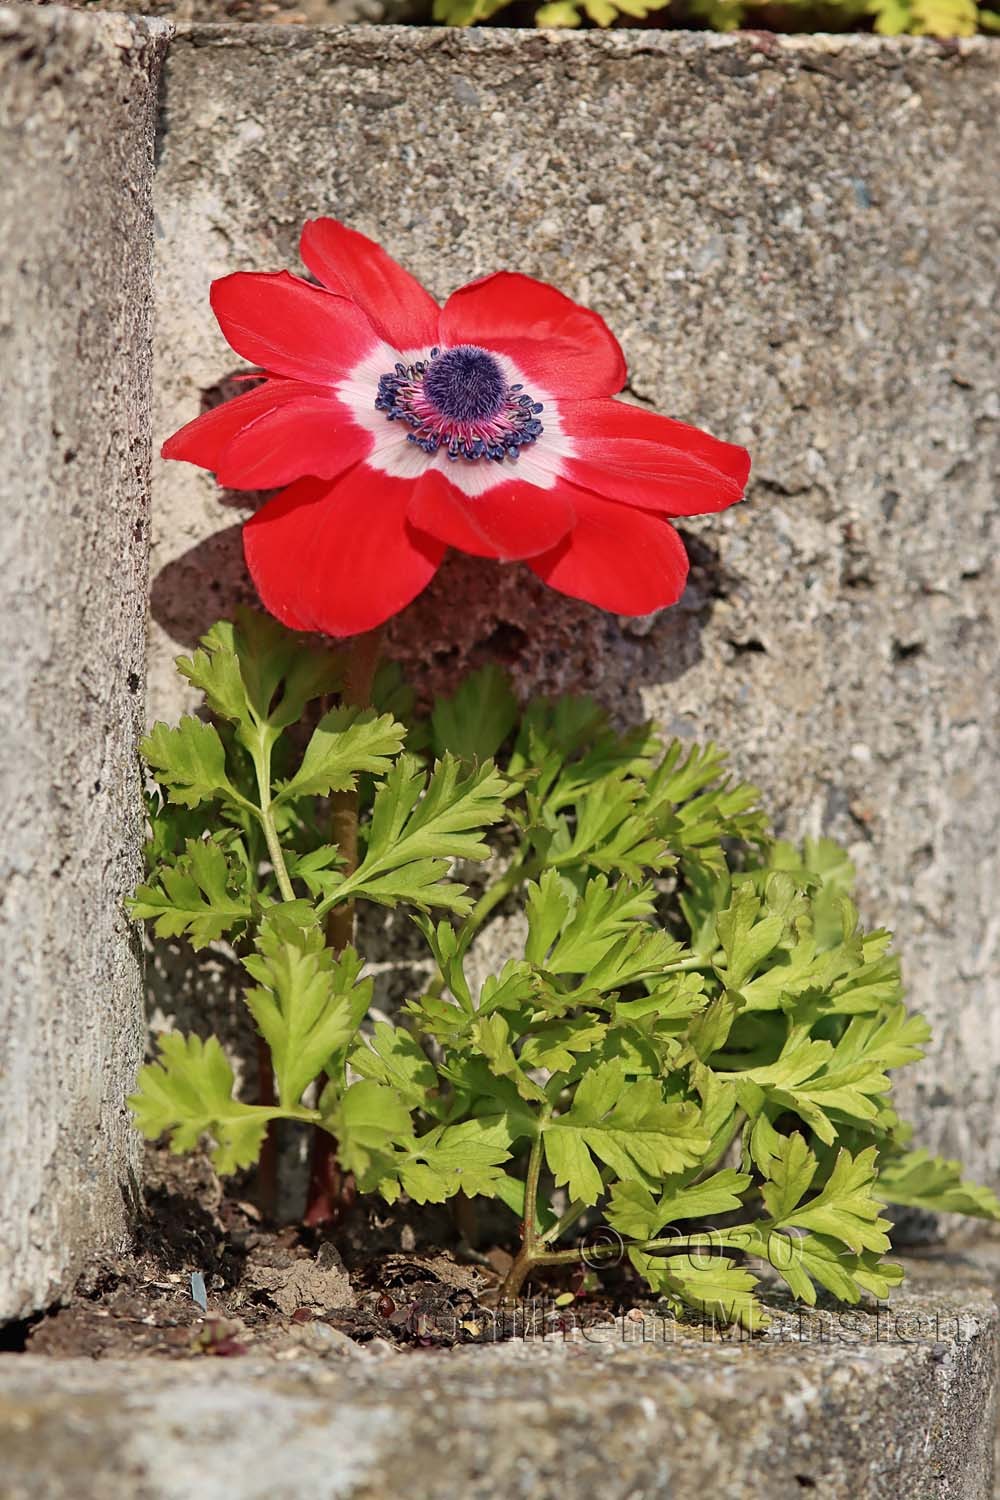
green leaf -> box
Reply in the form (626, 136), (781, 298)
(724, 1223), (902, 1308)
(328, 1079), (415, 1185)
(286, 844), (345, 899)
(634, 1250), (767, 1333)
(763, 1135), (892, 1255)
(349, 1021), (439, 1110)
(319, 755), (510, 914)
(686, 990), (744, 1062)
(128, 839), (252, 949)
(615, 971), (709, 1027)
(476, 960), (540, 1019)
(129, 1033), (281, 1174)
(519, 1016), (608, 1073)
(543, 876), (660, 973)
(656, 1136), (901, 1311)
(330, 1081), (514, 1204)
(536, 0), (582, 22)
(607, 1168), (752, 1240)
(277, 708), (405, 803)
(715, 875), (802, 992)
(242, 907), (369, 1108)
(543, 1059), (709, 1204)
(530, 876), (686, 1005)
(510, 696), (650, 784)
(386, 1119), (515, 1204)
(644, 740), (768, 874)
(431, 664), (519, 762)
(788, 1236), (904, 1305)
(680, 865), (732, 957)
(877, 1150), (1000, 1220)
(472, 1013), (548, 1102)
(827, 934), (904, 1014)
(732, 1007), (922, 1142)
(178, 609), (341, 740)
(766, 837), (856, 949)
(760, 1130), (817, 1220)
(548, 771), (673, 880)
(141, 718), (241, 811)
(524, 869), (574, 965)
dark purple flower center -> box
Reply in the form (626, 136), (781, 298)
(375, 344), (544, 464)
(422, 347), (508, 423)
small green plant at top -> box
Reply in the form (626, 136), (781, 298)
(129, 609), (1000, 1328)
(434, 0), (1000, 38)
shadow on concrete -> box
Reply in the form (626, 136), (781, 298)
(150, 513), (737, 724)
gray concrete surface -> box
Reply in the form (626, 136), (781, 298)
(0, 5), (170, 1320)
(148, 27), (1000, 1191)
(0, 1277), (996, 1499)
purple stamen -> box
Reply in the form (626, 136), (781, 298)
(375, 344), (544, 464)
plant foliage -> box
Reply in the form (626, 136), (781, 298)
(130, 611), (1000, 1329)
(433, 0), (999, 37)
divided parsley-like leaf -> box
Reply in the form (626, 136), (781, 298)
(127, 839), (252, 949)
(242, 906), (371, 1108)
(877, 1149), (1000, 1220)
(129, 1033), (286, 1174)
(316, 754), (511, 914)
(141, 718), (244, 812)
(276, 707), (404, 803)
(542, 1059), (709, 1204)
(177, 608), (341, 742)
(431, 663), (519, 763)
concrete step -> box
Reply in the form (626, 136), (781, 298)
(0, 1271), (995, 1500)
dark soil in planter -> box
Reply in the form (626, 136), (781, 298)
(17, 1147), (645, 1362)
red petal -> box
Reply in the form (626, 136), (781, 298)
(300, 218), (440, 352)
(162, 380), (312, 473)
(406, 469), (575, 560)
(528, 488), (690, 615)
(210, 272), (382, 386)
(440, 273), (626, 400)
(243, 469), (444, 637)
(216, 396), (373, 489)
(562, 399), (750, 511)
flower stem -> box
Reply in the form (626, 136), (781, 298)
(250, 733), (293, 1218)
(260, 798), (296, 903)
(498, 1129), (546, 1303)
(306, 626), (384, 1228)
(325, 626), (385, 953)
(249, 732), (296, 904)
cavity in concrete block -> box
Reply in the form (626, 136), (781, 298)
(0, 6), (170, 1320)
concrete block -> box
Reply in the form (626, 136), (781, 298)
(149, 28), (999, 1187)
(0, 5), (169, 1319)
(0, 1274), (995, 1498)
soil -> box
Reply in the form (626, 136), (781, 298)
(12, 1146), (647, 1362)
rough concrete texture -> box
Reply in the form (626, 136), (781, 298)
(0, 1278), (995, 1500)
(149, 27), (999, 1188)
(0, 6), (170, 1320)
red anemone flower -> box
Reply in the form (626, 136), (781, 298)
(163, 219), (750, 637)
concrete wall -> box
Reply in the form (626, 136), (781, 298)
(149, 27), (999, 1189)
(0, 6), (169, 1320)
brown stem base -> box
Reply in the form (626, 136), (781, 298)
(256, 1040), (278, 1221)
(498, 1249), (535, 1305)
(303, 1132), (357, 1229)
